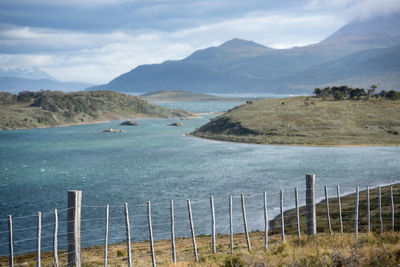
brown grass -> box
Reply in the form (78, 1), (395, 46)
(2, 232), (400, 266)
(192, 97), (400, 145)
(2, 184), (400, 266)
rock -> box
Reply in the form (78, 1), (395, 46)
(168, 122), (184, 127)
(103, 128), (124, 133)
(120, 120), (138, 126)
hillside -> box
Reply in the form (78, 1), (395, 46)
(191, 97), (400, 146)
(140, 90), (250, 102)
(87, 14), (400, 94)
(0, 91), (191, 130)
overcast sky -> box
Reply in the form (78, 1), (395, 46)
(0, 0), (399, 84)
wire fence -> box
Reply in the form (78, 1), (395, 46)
(0, 179), (399, 266)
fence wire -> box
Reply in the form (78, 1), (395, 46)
(0, 183), (399, 266)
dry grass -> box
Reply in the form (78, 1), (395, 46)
(192, 97), (400, 145)
(2, 232), (400, 266)
(2, 184), (400, 266)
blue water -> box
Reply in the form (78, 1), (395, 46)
(0, 101), (399, 256)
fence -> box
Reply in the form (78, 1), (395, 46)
(0, 174), (399, 266)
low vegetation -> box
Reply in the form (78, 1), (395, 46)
(191, 92), (400, 145)
(4, 232), (400, 266)
(314, 85), (400, 101)
(2, 184), (399, 266)
(0, 90), (191, 130)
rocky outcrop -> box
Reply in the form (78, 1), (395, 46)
(192, 116), (257, 136)
(103, 128), (124, 133)
(120, 120), (138, 126)
(168, 122), (184, 126)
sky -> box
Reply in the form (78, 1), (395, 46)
(0, 0), (400, 84)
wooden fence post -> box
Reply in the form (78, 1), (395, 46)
(355, 187), (359, 238)
(229, 195), (233, 254)
(295, 188), (301, 238)
(124, 203), (132, 267)
(337, 185), (343, 235)
(67, 190), (82, 267)
(264, 192), (268, 250)
(104, 205), (109, 267)
(210, 196), (216, 254)
(37, 212), (41, 267)
(366, 186), (370, 233)
(147, 202), (156, 267)
(54, 209), (58, 267)
(241, 194), (251, 251)
(280, 190), (285, 243)
(170, 200), (176, 264)
(378, 186), (383, 233)
(306, 174), (316, 236)
(391, 186), (395, 231)
(187, 199), (198, 262)
(8, 215), (13, 267)
(325, 186), (332, 234)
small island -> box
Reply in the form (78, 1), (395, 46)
(191, 86), (400, 146)
(0, 90), (192, 130)
(120, 120), (138, 126)
(168, 122), (184, 126)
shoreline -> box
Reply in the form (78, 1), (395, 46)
(3, 182), (399, 265)
(186, 133), (400, 147)
(269, 182), (400, 225)
(0, 115), (196, 131)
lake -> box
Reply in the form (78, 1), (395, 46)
(0, 101), (399, 255)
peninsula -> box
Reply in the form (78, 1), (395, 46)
(140, 89), (251, 102)
(0, 90), (192, 130)
(191, 94), (400, 146)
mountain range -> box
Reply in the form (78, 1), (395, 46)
(0, 68), (93, 93)
(87, 13), (400, 94)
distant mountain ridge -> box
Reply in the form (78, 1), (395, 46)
(0, 77), (93, 93)
(0, 67), (55, 80)
(86, 13), (400, 94)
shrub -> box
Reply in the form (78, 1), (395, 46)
(224, 255), (246, 267)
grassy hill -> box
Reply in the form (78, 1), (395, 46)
(191, 97), (400, 146)
(141, 90), (250, 102)
(0, 90), (192, 130)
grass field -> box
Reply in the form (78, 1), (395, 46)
(192, 97), (400, 146)
(2, 184), (400, 266)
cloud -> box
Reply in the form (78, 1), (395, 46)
(0, 9), (347, 83)
(306, 0), (400, 20)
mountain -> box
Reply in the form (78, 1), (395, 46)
(0, 77), (93, 93)
(279, 45), (400, 91)
(0, 67), (55, 80)
(87, 13), (400, 94)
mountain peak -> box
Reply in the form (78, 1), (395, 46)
(323, 13), (400, 43)
(219, 38), (269, 49)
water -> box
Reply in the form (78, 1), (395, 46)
(0, 101), (399, 255)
